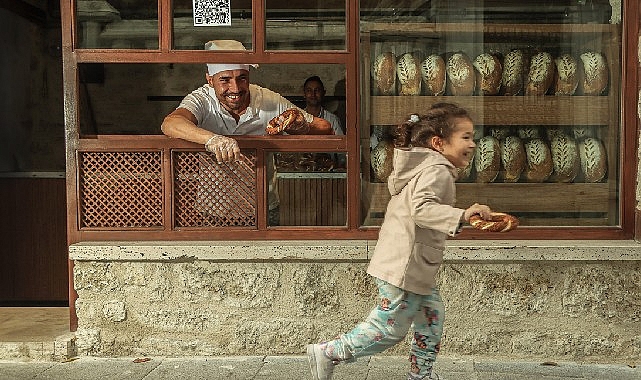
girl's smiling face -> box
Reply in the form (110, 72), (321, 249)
(434, 118), (476, 168)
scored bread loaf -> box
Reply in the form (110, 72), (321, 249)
(500, 136), (526, 183)
(545, 126), (567, 141)
(526, 52), (555, 96)
(421, 54), (446, 96)
(578, 137), (607, 182)
(501, 49), (528, 96)
(473, 52), (502, 95)
(554, 53), (579, 95)
(517, 126), (541, 140)
(549, 134), (580, 183)
(572, 126), (596, 140)
(578, 51), (608, 95)
(523, 138), (553, 182)
(474, 136), (501, 183)
(371, 139), (395, 182)
(490, 127), (512, 141)
(372, 52), (397, 95)
(397, 52), (422, 96)
(446, 52), (476, 96)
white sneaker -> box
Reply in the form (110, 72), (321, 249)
(307, 343), (336, 380)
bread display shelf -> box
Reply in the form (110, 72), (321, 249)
(369, 96), (610, 126)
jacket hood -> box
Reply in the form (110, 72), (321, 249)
(387, 147), (457, 196)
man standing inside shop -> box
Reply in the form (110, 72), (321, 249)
(302, 75), (344, 135)
(161, 39), (333, 224)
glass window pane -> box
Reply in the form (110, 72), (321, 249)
(75, 0), (159, 49)
(271, 152), (347, 227)
(360, 0), (622, 228)
(79, 63), (346, 136)
(173, 0), (252, 50)
(265, 0), (346, 50)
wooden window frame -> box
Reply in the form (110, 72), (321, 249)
(60, 0), (639, 242)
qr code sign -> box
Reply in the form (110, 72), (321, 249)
(193, 0), (231, 26)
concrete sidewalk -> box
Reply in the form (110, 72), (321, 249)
(0, 355), (639, 380)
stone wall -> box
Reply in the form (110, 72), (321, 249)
(70, 241), (641, 364)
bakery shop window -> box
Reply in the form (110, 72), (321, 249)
(360, 0), (622, 228)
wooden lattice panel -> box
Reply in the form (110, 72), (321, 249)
(173, 151), (257, 228)
(78, 151), (163, 229)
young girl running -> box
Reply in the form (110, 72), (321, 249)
(307, 103), (493, 380)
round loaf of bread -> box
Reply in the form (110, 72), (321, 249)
(473, 53), (502, 95)
(517, 126), (541, 140)
(490, 127), (512, 141)
(523, 138), (553, 182)
(446, 52), (476, 96)
(572, 126), (595, 140)
(421, 54), (446, 96)
(554, 53), (579, 95)
(578, 51), (608, 95)
(371, 139), (395, 182)
(526, 52), (555, 96)
(545, 126), (567, 141)
(474, 136), (501, 183)
(397, 52), (422, 96)
(501, 49), (527, 96)
(578, 137), (607, 182)
(550, 134), (579, 183)
(500, 136), (526, 183)
(372, 52), (397, 95)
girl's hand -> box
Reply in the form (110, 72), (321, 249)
(463, 203), (492, 222)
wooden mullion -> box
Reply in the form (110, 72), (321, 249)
(159, 0), (172, 51)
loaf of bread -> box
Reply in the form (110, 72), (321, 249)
(501, 49), (528, 96)
(554, 53), (579, 95)
(572, 126), (596, 140)
(372, 52), (397, 95)
(446, 52), (476, 96)
(473, 53), (502, 95)
(578, 137), (607, 182)
(517, 126), (541, 140)
(371, 139), (395, 182)
(500, 136), (526, 183)
(490, 127), (512, 141)
(526, 52), (555, 96)
(397, 52), (422, 96)
(578, 51), (608, 95)
(545, 126), (567, 141)
(420, 54), (446, 96)
(474, 136), (501, 183)
(523, 138), (553, 182)
(549, 134), (579, 183)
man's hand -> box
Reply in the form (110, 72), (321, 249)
(266, 108), (311, 135)
(205, 135), (241, 163)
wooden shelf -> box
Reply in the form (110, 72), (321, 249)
(361, 22), (618, 35)
(369, 96), (610, 126)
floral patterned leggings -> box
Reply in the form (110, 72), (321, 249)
(321, 278), (444, 378)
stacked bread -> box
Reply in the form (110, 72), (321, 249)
(457, 126), (607, 183)
(372, 49), (608, 96)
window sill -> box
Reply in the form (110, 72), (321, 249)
(68, 240), (641, 262)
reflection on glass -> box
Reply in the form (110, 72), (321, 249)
(173, 0), (252, 50)
(75, 0), (159, 49)
(265, 0), (346, 50)
(359, 0), (621, 228)
(271, 152), (347, 227)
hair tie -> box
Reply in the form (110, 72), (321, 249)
(409, 114), (420, 123)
